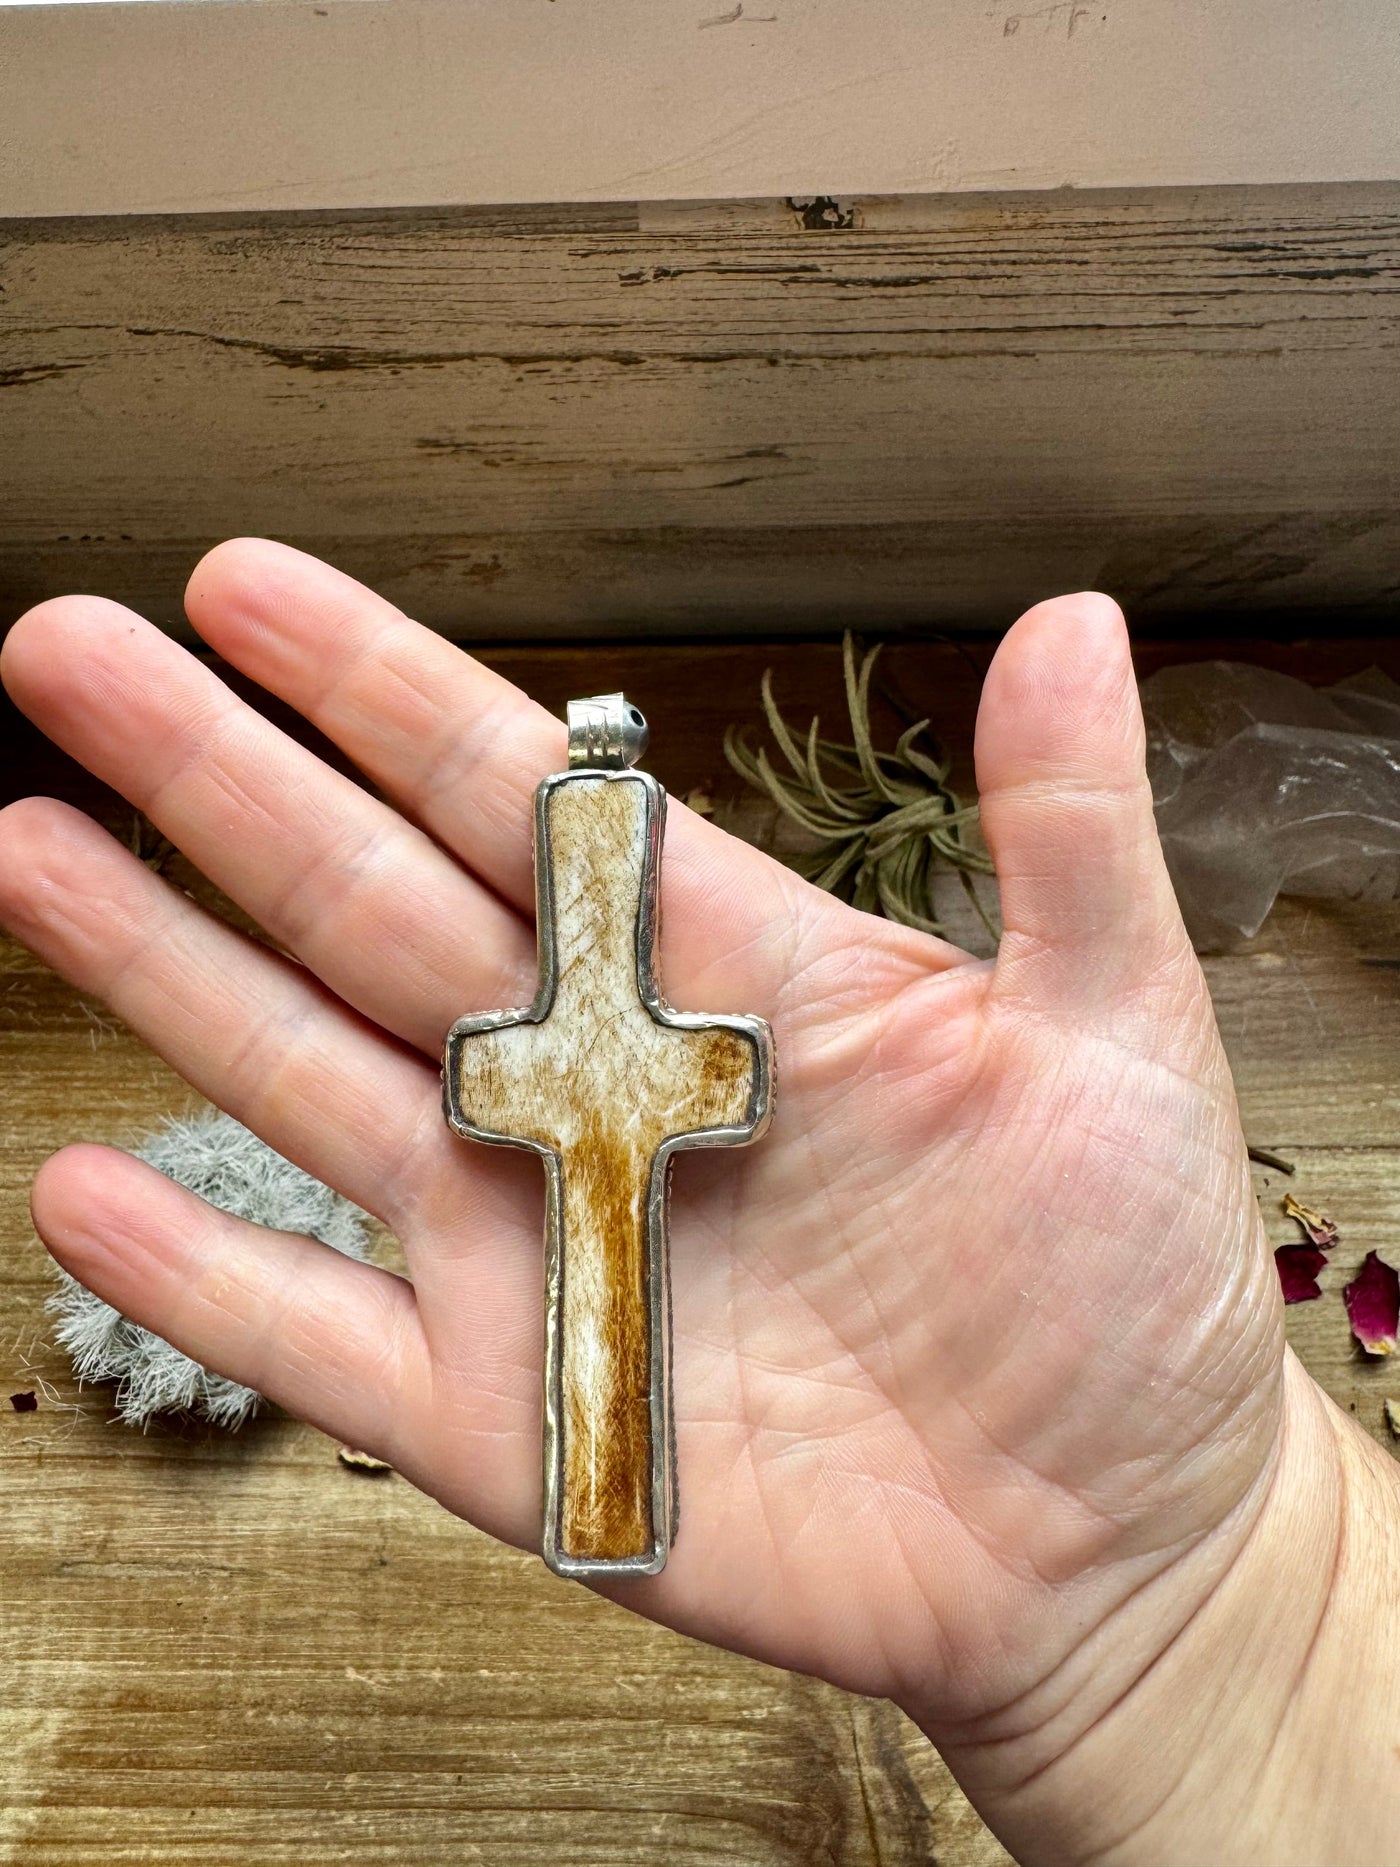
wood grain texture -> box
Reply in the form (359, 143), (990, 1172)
(449, 776), (760, 1564)
(3, 636), (1400, 1865)
(2, 184), (1398, 638)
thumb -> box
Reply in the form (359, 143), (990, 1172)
(974, 593), (1191, 1005)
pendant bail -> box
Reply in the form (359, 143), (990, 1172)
(566, 693), (649, 771)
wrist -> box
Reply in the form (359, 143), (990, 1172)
(922, 1352), (1400, 1866)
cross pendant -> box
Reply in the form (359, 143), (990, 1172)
(443, 696), (774, 1579)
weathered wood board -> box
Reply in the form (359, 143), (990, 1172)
(2, 185), (1398, 638)
(2, 636), (1399, 1865)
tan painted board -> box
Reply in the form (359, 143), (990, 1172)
(2, 187), (1399, 638)
(2, 0), (1399, 219)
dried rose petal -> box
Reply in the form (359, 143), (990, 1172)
(8, 1391), (37, 1413)
(1274, 1244), (1327, 1304)
(1283, 1193), (1340, 1250)
(1343, 1252), (1400, 1356)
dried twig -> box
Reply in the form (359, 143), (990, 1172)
(1247, 1144), (1296, 1175)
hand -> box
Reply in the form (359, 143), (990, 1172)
(2, 542), (1396, 1867)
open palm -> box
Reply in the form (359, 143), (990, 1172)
(0, 542), (1292, 1859)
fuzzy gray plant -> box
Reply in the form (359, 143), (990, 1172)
(47, 1109), (371, 1429)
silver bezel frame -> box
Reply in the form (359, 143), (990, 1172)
(443, 768), (774, 1580)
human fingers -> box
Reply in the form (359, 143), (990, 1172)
(973, 593), (1195, 1011)
(0, 795), (460, 1234)
(31, 1141), (434, 1474)
(0, 795), (547, 1521)
(0, 595), (535, 1058)
(183, 538), (958, 1011)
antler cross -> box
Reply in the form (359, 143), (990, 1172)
(445, 707), (772, 1579)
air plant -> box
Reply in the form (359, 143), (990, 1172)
(724, 633), (996, 942)
(48, 1109), (371, 1428)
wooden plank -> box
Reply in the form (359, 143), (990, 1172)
(3, 0), (1398, 220)
(3, 184), (1398, 638)
(4, 634), (1400, 1865)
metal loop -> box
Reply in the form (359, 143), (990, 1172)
(566, 693), (649, 770)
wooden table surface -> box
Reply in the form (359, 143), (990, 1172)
(3, 634), (1398, 1867)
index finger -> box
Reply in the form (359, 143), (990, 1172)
(183, 539), (947, 1016)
